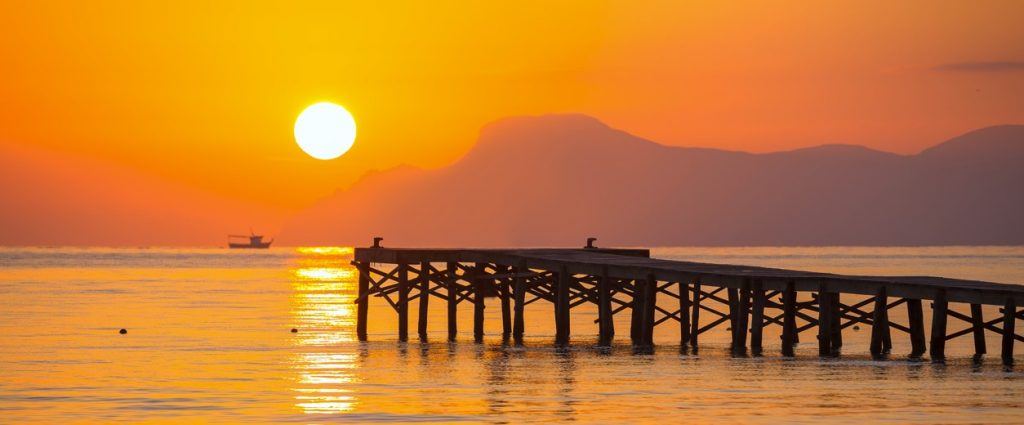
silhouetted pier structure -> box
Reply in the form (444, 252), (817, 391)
(352, 241), (1023, 364)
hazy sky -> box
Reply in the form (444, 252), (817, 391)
(1, 1), (1022, 210)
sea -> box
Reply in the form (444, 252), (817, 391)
(2, 246), (1023, 423)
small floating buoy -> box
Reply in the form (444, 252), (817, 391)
(290, 328), (298, 333)
(119, 328), (127, 335)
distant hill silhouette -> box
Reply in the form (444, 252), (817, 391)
(283, 115), (1024, 246)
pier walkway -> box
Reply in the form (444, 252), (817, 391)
(352, 242), (1024, 364)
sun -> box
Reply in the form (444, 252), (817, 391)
(294, 102), (357, 160)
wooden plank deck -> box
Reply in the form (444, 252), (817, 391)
(352, 245), (1023, 363)
(355, 247), (1024, 306)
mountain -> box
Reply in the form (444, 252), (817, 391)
(0, 142), (284, 246)
(283, 115), (1024, 246)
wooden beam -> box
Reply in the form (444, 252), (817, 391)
(750, 280), (766, 356)
(555, 265), (571, 346)
(512, 262), (526, 343)
(830, 293), (843, 353)
(781, 281), (797, 357)
(1003, 297), (1016, 366)
(817, 287), (833, 357)
(630, 280), (642, 345)
(930, 289), (948, 362)
(970, 303), (986, 357)
(689, 279), (702, 351)
(679, 280), (691, 349)
(907, 298), (927, 359)
(598, 266), (614, 347)
(447, 262), (458, 341)
(357, 262), (369, 341)
(417, 261), (430, 341)
(870, 287), (888, 359)
(733, 281), (751, 355)
(500, 265), (512, 340)
(397, 263), (410, 342)
(473, 264), (485, 343)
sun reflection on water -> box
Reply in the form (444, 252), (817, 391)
(288, 247), (359, 415)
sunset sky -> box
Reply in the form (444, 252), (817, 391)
(1, 1), (1022, 216)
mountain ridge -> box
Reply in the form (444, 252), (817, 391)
(284, 115), (1024, 246)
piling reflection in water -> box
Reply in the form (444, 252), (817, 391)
(290, 247), (359, 414)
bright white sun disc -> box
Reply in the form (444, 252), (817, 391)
(294, 102), (357, 160)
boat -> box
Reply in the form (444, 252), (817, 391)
(228, 232), (273, 249)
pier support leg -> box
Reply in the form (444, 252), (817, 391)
(750, 280), (765, 356)
(473, 264), (485, 343)
(398, 264), (410, 342)
(970, 303), (986, 357)
(930, 290), (948, 363)
(817, 289), (834, 357)
(1003, 298), (1016, 366)
(630, 280), (642, 345)
(500, 265), (512, 341)
(555, 266), (570, 346)
(512, 263), (526, 343)
(418, 261), (430, 341)
(781, 281), (797, 357)
(689, 280), (701, 351)
(357, 263), (369, 341)
(830, 293), (842, 353)
(870, 287), (889, 359)
(597, 267), (613, 347)
(907, 299), (927, 359)
(679, 280), (691, 349)
(733, 283), (750, 355)
(640, 274), (657, 349)
(446, 262), (458, 342)
(727, 288), (739, 334)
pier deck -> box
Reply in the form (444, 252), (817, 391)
(352, 245), (1023, 364)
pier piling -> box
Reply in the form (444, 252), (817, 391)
(352, 244), (1023, 362)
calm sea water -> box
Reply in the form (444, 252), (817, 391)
(2, 246), (1023, 423)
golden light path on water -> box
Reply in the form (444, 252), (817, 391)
(290, 246), (358, 414)
(2, 246), (1024, 422)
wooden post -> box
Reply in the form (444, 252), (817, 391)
(906, 299), (927, 359)
(830, 293), (842, 353)
(930, 289), (948, 362)
(970, 304), (986, 356)
(357, 263), (369, 341)
(446, 262), (458, 342)
(597, 267), (613, 347)
(512, 262), (526, 343)
(1003, 297), (1016, 366)
(734, 282), (750, 354)
(630, 279), (642, 344)
(500, 265), (512, 340)
(679, 280), (691, 348)
(750, 280), (765, 356)
(398, 263), (409, 342)
(882, 299), (892, 353)
(781, 281), (797, 357)
(689, 279), (701, 350)
(641, 273), (658, 348)
(727, 287), (739, 352)
(417, 261), (430, 341)
(817, 288), (833, 357)
(473, 264), (485, 343)
(555, 266), (570, 346)
(870, 287), (888, 359)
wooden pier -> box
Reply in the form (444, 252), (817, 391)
(352, 242), (1023, 364)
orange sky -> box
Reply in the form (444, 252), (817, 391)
(1, 1), (1022, 210)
